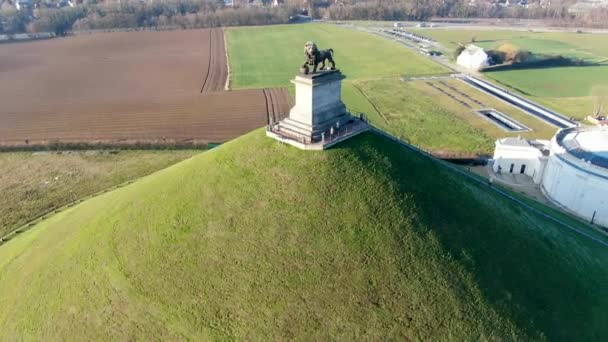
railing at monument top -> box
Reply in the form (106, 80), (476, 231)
(267, 113), (369, 146)
(321, 118), (369, 145)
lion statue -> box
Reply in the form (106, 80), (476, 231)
(301, 41), (335, 74)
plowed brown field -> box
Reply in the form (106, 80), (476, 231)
(263, 87), (293, 124)
(0, 28), (289, 146)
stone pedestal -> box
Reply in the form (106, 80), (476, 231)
(267, 70), (368, 150)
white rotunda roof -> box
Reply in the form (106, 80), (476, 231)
(556, 126), (608, 169)
(569, 128), (608, 159)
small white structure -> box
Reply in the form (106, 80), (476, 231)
(493, 126), (608, 227)
(493, 136), (550, 184)
(457, 45), (490, 71)
(267, 70), (368, 150)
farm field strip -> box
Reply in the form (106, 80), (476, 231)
(0, 29), (289, 146)
(0, 90), (289, 145)
(200, 28), (229, 93)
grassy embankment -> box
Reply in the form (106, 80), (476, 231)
(1, 129), (607, 340)
(416, 28), (608, 120)
(0, 150), (199, 238)
(355, 78), (558, 154)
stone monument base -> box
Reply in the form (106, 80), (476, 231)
(267, 70), (368, 150)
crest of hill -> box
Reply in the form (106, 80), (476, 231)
(0, 129), (607, 340)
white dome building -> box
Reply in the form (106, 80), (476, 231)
(541, 126), (608, 227)
(493, 126), (608, 227)
(456, 45), (489, 71)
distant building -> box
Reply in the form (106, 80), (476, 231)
(456, 45), (489, 71)
(493, 136), (550, 184)
(493, 126), (608, 227)
(14, 0), (33, 11)
(569, 0), (608, 14)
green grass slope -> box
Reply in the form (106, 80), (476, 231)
(1, 130), (607, 340)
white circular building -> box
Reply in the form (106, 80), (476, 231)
(541, 126), (608, 227)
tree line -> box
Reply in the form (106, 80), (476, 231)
(0, 0), (303, 36)
(322, 0), (608, 28)
(2, 0), (608, 36)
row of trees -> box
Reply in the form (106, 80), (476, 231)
(2, 0), (608, 36)
(0, 0), (302, 35)
(322, 0), (608, 27)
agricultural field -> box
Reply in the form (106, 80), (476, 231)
(1, 129), (607, 339)
(0, 150), (199, 238)
(0, 29), (290, 146)
(414, 28), (608, 120)
(355, 78), (558, 155)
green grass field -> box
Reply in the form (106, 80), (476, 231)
(354, 78), (556, 154)
(416, 29), (608, 59)
(484, 65), (608, 98)
(484, 66), (608, 120)
(227, 24), (560, 154)
(1, 129), (607, 339)
(0, 150), (198, 238)
(227, 23), (449, 89)
(415, 28), (608, 119)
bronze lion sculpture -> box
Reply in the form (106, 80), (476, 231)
(301, 41), (335, 74)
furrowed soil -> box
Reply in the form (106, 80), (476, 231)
(263, 87), (293, 124)
(201, 28), (229, 93)
(0, 29), (289, 146)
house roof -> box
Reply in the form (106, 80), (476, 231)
(462, 44), (486, 56)
(498, 136), (531, 147)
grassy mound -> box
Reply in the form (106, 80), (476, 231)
(1, 130), (607, 340)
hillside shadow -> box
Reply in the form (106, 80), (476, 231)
(339, 132), (608, 340)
